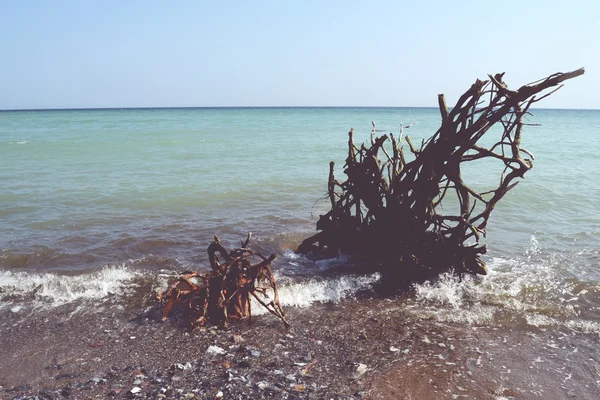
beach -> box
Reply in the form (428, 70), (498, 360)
(2, 293), (600, 399)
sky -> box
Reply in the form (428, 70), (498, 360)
(0, 0), (598, 110)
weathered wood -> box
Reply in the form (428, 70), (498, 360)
(298, 68), (584, 287)
(158, 235), (288, 328)
(437, 94), (448, 121)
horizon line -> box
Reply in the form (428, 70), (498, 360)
(1, 105), (599, 112)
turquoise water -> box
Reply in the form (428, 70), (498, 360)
(0, 107), (448, 270)
(2, 108), (599, 266)
(1, 107), (600, 330)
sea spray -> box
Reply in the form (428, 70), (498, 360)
(408, 248), (600, 331)
(250, 272), (381, 315)
(0, 265), (139, 310)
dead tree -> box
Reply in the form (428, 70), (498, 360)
(157, 233), (289, 328)
(298, 68), (584, 287)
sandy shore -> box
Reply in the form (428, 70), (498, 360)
(1, 295), (599, 400)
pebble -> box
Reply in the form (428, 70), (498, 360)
(285, 374), (297, 382)
(233, 334), (244, 344)
(215, 391), (224, 398)
(292, 384), (307, 392)
(206, 345), (227, 355)
(173, 362), (192, 370)
(257, 382), (280, 392)
(130, 386), (141, 394)
(250, 350), (261, 357)
(256, 381), (268, 389)
(353, 363), (368, 379)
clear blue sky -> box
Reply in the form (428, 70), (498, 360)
(0, 0), (597, 109)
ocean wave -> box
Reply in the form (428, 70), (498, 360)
(409, 247), (600, 331)
(0, 265), (139, 310)
(3, 234), (600, 334)
(251, 272), (381, 314)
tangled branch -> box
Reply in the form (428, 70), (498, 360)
(298, 68), (584, 285)
(158, 234), (289, 328)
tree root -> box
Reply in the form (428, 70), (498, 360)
(298, 68), (584, 287)
(157, 233), (289, 329)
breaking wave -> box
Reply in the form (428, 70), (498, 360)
(3, 234), (600, 334)
(0, 265), (139, 311)
(409, 236), (600, 331)
(251, 272), (381, 314)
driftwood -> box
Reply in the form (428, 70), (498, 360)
(298, 68), (584, 287)
(157, 234), (289, 328)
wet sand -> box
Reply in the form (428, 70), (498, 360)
(1, 295), (599, 400)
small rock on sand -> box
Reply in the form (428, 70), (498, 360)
(206, 345), (226, 355)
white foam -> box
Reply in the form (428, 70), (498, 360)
(408, 246), (600, 329)
(414, 273), (482, 308)
(526, 234), (541, 258)
(564, 319), (600, 333)
(282, 249), (303, 261)
(522, 314), (600, 333)
(250, 272), (381, 315)
(281, 241), (598, 328)
(410, 273), (496, 324)
(525, 313), (560, 327)
(0, 265), (139, 309)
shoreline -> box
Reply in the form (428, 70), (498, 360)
(1, 295), (599, 399)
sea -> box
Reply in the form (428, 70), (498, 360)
(1, 107), (599, 397)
